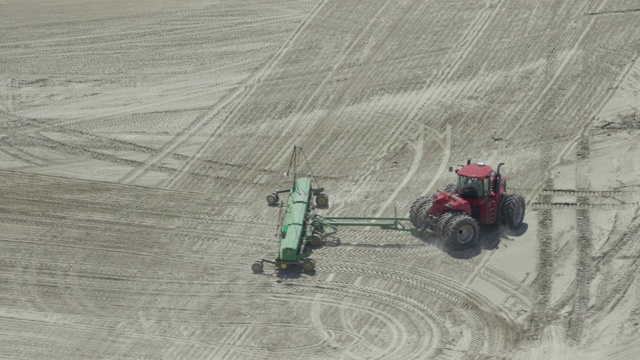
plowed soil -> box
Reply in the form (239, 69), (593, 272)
(2, 1), (640, 359)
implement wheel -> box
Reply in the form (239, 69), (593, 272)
(309, 232), (323, 247)
(316, 193), (329, 208)
(302, 259), (316, 272)
(444, 213), (479, 249)
(252, 261), (264, 273)
(266, 193), (279, 206)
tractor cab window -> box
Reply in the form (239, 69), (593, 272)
(458, 176), (487, 198)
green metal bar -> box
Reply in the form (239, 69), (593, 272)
(323, 221), (401, 226)
(321, 216), (411, 221)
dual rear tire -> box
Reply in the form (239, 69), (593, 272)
(501, 193), (525, 229)
(441, 212), (479, 249)
(409, 195), (434, 228)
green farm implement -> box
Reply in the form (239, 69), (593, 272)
(252, 146), (417, 274)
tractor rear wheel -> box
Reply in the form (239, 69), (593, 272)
(435, 212), (454, 236)
(444, 213), (479, 249)
(302, 259), (316, 272)
(418, 199), (436, 231)
(502, 194), (525, 229)
(410, 195), (433, 228)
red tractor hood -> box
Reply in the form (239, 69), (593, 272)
(429, 192), (472, 217)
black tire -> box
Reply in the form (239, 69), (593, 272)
(252, 261), (263, 273)
(309, 232), (323, 247)
(266, 193), (279, 206)
(410, 195), (433, 228)
(418, 199), (436, 231)
(502, 193), (525, 229)
(316, 193), (329, 208)
(435, 212), (454, 236)
(444, 183), (458, 194)
(444, 213), (479, 249)
(302, 259), (315, 272)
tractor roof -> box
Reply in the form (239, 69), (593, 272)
(457, 163), (493, 178)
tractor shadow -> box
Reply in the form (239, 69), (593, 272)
(322, 236), (424, 250)
(320, 223), (529, 261)
(414, 223), (529, 260)
(274, 268), (313, 281)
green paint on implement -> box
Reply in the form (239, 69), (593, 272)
(278, 177), (312, 262)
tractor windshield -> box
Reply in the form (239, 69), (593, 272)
(458, 176), (488, 198)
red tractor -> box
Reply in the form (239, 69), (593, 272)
(410, 161), (525, 248)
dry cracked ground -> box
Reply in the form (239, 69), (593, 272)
(1, 0), (640, 359)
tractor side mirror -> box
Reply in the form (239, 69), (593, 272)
(467, 159), (471, 165)
(448, 166), (453, 172)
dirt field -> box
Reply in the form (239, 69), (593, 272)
(2, 0), (640, 358)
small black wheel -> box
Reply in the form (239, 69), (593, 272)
(309, 232), (323, 247)
(252, 261), (263, 273)
(302, 259), (315, 272)
(266, 193), (279, 206)
(316, 193), (329, 208)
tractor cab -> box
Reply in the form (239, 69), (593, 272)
(457, 175), (489, 199)
(449, 161), (506, 224)
(455, 162), (492, 199)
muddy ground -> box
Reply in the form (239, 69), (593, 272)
(1, 0), (640, 359)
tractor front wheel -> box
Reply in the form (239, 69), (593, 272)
(444, 213), (479, 249)
(502, 194), (525, 229)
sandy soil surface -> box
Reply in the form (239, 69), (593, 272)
(2, 0), (640, 359)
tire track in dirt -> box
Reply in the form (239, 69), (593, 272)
(530, 178), (554, 340)
(238, 1), (402, 194)
(374, 124), (451, 217)
(0, 137), (47, 166)
(322, 1), (502, 218)
(275, 282), (442, 359)
(8, 7), (308, 183)
(503, 0), (610, 140)
(160, 0), (330, 190)
(230, 0), (407, 200)
(586, 210), (640, 324)
(300, 0), (436, 171)
(313, 258), (521, 358)
(567, 135), (593, 343)
(343, 1), (503, 202)
(530, 202), (638, 210)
